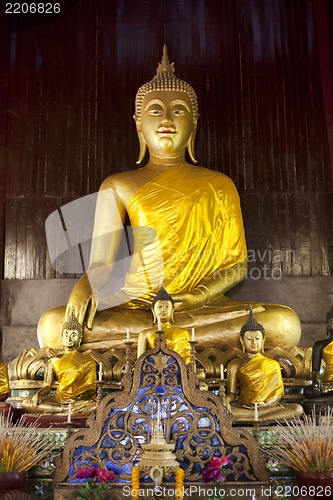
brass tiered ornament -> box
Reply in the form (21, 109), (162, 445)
(138, 389), (179, 485)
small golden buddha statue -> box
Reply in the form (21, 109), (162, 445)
(137, 287), (191, 363)
(304, 304), (333, 398)
(225, 308), (303, 422)
(22, 311), (97, 416)
(37, 46), (301, 353)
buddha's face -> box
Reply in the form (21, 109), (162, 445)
(242, 329), (264, 354)
(138, 91), (194, 157)
(62, 328), (81, 349)
(153, 299), (174, 323)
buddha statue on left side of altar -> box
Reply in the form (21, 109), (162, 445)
(137, 287), (191, 363)
(304, 303), (333, 399)
(225, 308), (303, 423)
(22, 311), (97, 416)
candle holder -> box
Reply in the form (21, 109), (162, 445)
(96, 380), (104, 404)
(189, 340), (197, 374)
(252, 421), (260, 442)
(219, 378), (227, 407)
(66, 421), (75, 438)
(124, 340), (134, 375)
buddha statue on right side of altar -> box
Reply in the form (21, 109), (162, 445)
(37, 46), (301, 354)
(225, 308), (303, 422)
(304, 303), (333, 399)
(22, 311), (97, 416)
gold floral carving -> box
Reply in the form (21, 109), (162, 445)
(53, 335), (269, 485)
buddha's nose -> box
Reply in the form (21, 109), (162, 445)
(161, 108), (172, 122)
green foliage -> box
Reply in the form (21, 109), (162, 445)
(74, 481), (112, 500)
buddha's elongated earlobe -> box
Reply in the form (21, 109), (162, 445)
(152, 308), (157, 324)
(187, 120), (198, 164)
(136, 131), (147, 164)
(240, 337), (245, 353)
(134, 115), (147, 164)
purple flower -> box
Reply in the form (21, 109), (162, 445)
(210, 456), (230, 468)
(202, 466), (225, 484)
(76, 467), (97, 479)
(96, 468), (115, 483)
(202, 456), (230, 484)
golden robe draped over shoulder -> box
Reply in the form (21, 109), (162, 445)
(52, 351), (96, 401)
(147, 323), (191, 363)
(0, 363), (9, 395)
(124, 165), (246, 301)
(238, 353), (284, 405)
(322, 341), (333, 382)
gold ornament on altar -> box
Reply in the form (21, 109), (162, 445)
(137, 395), (179, 485)
(53, 327), (269, 486)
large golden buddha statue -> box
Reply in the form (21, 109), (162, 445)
(37, 46), (301, 352)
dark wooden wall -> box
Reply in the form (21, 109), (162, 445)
(1, 0), (332, 281)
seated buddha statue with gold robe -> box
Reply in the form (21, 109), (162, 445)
(304, 304), (333, 399)
(137, 287), (191, 363)
(37, 46), (301, 354)
(22, 312), (97, 416)
(225, 308), (303, 422)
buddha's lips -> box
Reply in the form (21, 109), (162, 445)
(157, 127), (176, 133)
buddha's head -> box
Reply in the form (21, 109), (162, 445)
(62, 309), (83, 349)
(240, 307), (265, 354)
(134, 46), (199, 164)
(151, 286), (175, 324)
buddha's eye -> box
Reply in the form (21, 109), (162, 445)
(172, 107), (187, 116)
(148, 108), (163, 116)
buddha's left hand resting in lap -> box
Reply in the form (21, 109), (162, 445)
(37, 46), (301, 353)
(23, 312), (97, 416)
(225, 308), (303, 423)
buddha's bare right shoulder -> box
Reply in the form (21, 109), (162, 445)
(99, 169), (144, 191)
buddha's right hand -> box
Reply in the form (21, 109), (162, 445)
(30, 391), (42, 409)
(66, 274), (98, 330)
(172, 287), (209, 311)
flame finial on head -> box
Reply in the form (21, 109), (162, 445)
(240, 305), (265, 337)
(156, 45), (175, 75)
(151, 286), (174, 308)
(62, 307), (83, 339)
(135, 45), (198, 121)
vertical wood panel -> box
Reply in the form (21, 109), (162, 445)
(1, 0), (332, 280)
